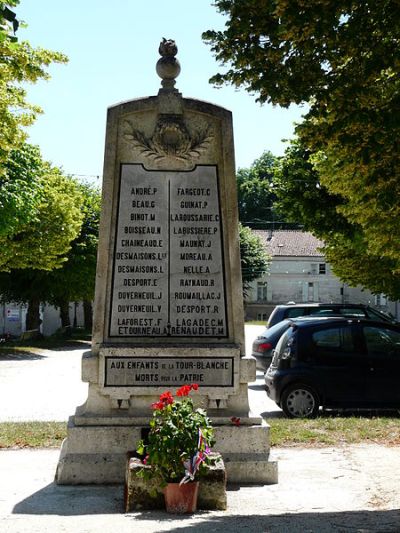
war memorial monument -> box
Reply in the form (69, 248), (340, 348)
(56, 40), (277, 485)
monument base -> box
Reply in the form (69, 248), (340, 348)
(55, 416), (278, 485)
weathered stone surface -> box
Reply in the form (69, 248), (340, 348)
(55, 418), (277, 485)
(125, 453), (227, 512)
(56, 41), (278, 486)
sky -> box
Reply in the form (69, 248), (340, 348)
(17, 0), (305, 183)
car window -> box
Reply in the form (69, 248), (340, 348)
(365, 308), (392, 322)
(312, 327), (354, 351)
(309, 309), (337, 317)
(271, 327), (295, 365)
(340, 308), (367, 318)
(364, 326), (400, 355)
(265, 319), (291, 336)
(286, 308), (307, 318)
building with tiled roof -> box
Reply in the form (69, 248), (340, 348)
(254, 230), (324, 257)
(245, 230), (393, 321)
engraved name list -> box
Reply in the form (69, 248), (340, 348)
(109, 164), (227, 338)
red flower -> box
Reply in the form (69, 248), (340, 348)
(151, 401), (164, 410)
(176, 384), (191, 397)
(159, 391), (174, 405)
(191, 383), (199, 391)
(231, 416), (241, 427)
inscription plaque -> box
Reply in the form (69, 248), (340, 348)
(104, 356), (234, 387)
(109, 164), (227, 338)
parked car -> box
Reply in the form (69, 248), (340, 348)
(265, 317), (400, 418)
(252, 319), (292, 371)
(267, 303), (396, 329)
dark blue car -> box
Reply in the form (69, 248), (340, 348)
(265, 317), (400, 418)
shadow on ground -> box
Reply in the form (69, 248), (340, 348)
(248, 382), (266, 391)
(13, 482), (124, 515)
(131, 509), (400, 532)
(0, 341), (91, 361)
(0, 350), (47, 361)
(12, 483), (400, 531)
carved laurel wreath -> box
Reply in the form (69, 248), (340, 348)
(123, 118), (213, 162)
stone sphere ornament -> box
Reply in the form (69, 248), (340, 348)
(156, 38), (181, 90)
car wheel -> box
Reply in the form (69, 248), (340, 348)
(281, 384), (319, 418)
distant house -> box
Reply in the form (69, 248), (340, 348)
(245, 230), (397, 321)
(0, 302), (85, 338)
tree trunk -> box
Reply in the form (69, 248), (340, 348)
(59, 300), (71, 328)
(26, 298), (41, 331)
(83, 300), (93, 331)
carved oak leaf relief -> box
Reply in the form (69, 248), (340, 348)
(123, 118), (213, 162)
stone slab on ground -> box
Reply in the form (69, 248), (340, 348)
(1, 445), (400, 532)
(125, 453), (227, 511)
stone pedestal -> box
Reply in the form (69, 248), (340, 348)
(56, 40), (277, 486)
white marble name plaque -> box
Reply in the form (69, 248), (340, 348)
(109, 164), (227, 338)
(104, 356), (234, 387)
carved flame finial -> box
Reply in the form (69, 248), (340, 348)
(156, 38), (181, 91)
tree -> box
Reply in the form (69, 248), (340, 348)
(0, 2), (67, 171)
(0, 143), (48, 238)
(204, 1), (400, 281)
(237, 150), (278, 228)
(0, 183), (100, 331)
(45, 183), (101, 329)
(0, 268), (46, 331)
(273, 141), (400, 299)
(239, 223), (270, 295)
(0, 143), (84, 271)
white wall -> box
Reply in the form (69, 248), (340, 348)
(245, 255), (397, 320)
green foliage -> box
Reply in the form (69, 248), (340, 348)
(204, 1), (399, 106)
(45, 183), (101, 304)
(237, 150), (279, 227)
(0, 182), (99, 326)
(273, 141), (400, 299)
(0, 143), (84, 271)
(0, 1), (67, 171)
(239, 223), (270, 293)
(205, 1), (400, 298)
(0, 143), (46, 237)
(136, 387), (215, 484)
(273, 141), (351, 237)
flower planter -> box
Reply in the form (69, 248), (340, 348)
(164, 481), (199, 514)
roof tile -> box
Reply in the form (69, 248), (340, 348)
(253, 230), (324, 257)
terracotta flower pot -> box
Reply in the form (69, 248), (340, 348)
(164, 481), (199, 514)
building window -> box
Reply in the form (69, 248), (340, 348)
(310, 264), (317, 275)
(257, 282), (268, 301)
(319, 263), (326, 275)
(375, 294), (387, 307)
(257, 313), (267, 322)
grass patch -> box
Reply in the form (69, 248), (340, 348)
(0, 422), (67, 448)
(268, 416), (400, 447)
(1, 417), (400, 449)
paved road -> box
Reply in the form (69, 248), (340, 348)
(2, 327), (400, 532)
(1, 444), (400, 532)
(0, 325), (282, 422)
